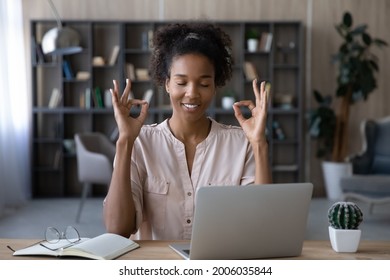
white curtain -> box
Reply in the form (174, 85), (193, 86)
(0, 0), (31, 216)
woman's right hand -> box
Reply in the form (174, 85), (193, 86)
(111, 79), (149, 142)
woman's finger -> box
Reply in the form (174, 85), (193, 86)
(138, 102), (149, 123)
(112, 79), (119, 94)
(264, 82), (271, 109)
(232, 103), (246, 126)
(252, 79), (261, 106)
(128, 99), (148, 106)
(120, 79), (132, 103)
(110, 88), (119, 106)
(234, 100), (256, 112)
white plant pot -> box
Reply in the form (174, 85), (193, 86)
(322, 161), (352, 201)
(329, 226), (361, 253)
(221, 96), (235, 109)
(247, 39), (259, 52)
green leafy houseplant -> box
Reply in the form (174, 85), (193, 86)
(309, 90), (336, 159)
(246, 28), (260, 40)
(222, 88), (236, 98)
(309, 11), (387, 162)
(246, 28), (260, 52)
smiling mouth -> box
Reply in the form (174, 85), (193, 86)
(182, 103), (199, 109)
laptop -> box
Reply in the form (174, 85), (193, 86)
(169, 183), (313, 260)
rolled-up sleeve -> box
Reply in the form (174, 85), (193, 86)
(130, 147), (144, 234)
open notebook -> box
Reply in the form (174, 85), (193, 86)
(170, 183), (313, 260)
(13, 233), (139, 260)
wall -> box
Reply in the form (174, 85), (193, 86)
(22, 0), (390, 196)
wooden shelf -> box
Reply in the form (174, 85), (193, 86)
(31, 20), (303, 197)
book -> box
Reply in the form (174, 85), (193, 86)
(104, 89), (113, 108)
(148, 30), (154, 49)
(108, 45), (120, 66)
(79, 91), (85, 108)
(48, 88), (62, 108)
(125, 63), (136, 80)
(259, 32), (268, 51)
(94, 87), (104, 108)
(143, 89), (154, 103)
(264, 33), (273, 52)
(243, 61), (258, 81)
(63, 60), (74, 79)
(85, 88), (92, 109)
(13, 233), (140, 260)
(259, 32), (273, 52)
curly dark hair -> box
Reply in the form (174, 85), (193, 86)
(149, 22), (233, 88)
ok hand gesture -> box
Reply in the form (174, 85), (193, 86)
(111, 79), (149, 143)
(232, 79), (269, 145)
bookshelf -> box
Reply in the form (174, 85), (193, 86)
(31, 20), (303, 197)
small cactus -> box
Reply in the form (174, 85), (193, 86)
(328, 202), (363, 229)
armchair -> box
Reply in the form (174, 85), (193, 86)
(74, 132), (115, 222)
(340, 116), (390, 213)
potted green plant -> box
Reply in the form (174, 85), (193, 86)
(221, 89), (236, 109)
(246, 28), (260, 52)
(328, 201), (363, 252)
(309, 90), (351, 200)
(309, 11), (387, 199)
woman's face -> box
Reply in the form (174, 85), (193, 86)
(165, 53), (215, 123)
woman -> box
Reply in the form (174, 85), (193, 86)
(103, 22), (271, 240)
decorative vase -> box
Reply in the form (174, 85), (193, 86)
(221, 96), (235, 109)
(328, 226), (361, 253)
(321, 161), (352, 200)
(247, 39), (258, 52)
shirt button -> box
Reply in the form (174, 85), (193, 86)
(186, 219), (191, 224)
(187, 192), (192, 196)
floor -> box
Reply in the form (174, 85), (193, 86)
(0, 197), (389, 240)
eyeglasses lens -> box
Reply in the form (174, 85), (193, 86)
(65, 226), (80, 243)
(45, 227), (61, 243)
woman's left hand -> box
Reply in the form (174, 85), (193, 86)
(233, 79), (269, 145)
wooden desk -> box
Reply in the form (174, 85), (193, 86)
(1, 239), (390, 260)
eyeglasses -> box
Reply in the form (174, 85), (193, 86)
(6, 226), (81, 253)
(40, 226), (81, 250)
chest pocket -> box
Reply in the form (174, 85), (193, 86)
(143, 177), (170, 235)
